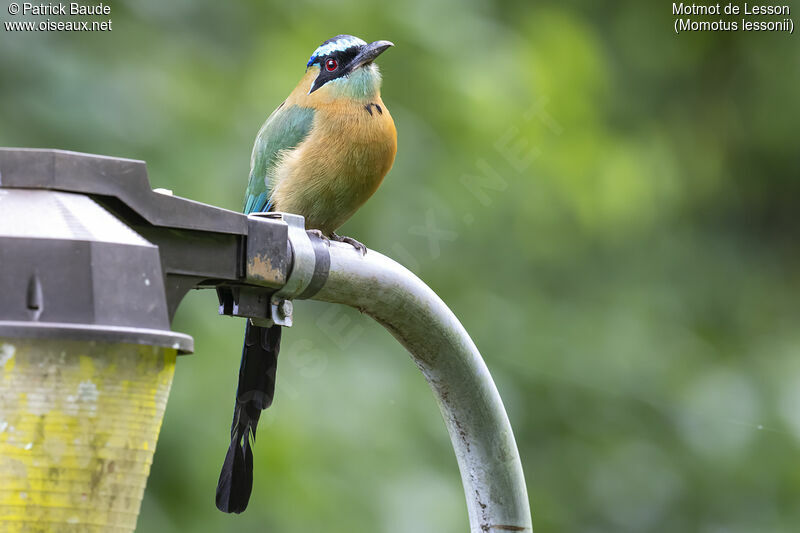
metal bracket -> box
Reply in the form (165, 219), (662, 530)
(262, 212), (316, 299)
(215, 283), (290, 328)
(241, 212), (316, 328)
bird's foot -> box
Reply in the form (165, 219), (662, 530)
(331, 232), (367, 256)
(307, 229), (330, 246)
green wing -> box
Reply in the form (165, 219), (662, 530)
(243, 103), (315, 214)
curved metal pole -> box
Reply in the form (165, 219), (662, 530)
(308, 242), (532, 533)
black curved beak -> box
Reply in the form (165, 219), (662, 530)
(351, 40), (394, 69)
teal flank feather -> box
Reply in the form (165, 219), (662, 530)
(243, 103), (315, 215)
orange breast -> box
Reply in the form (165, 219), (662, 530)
(271, 81), (397, 234)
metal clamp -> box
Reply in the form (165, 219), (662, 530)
(248, 212), (316, 327)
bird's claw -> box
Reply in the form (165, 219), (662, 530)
(331, 233), (367, 256)
(307, 229), (330, 246)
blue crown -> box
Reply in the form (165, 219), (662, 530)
(307, 35), (367, 67)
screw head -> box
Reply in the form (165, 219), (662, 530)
(277, 299), (293, 319)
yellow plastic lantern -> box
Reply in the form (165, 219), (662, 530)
(0, 339), (176, 532)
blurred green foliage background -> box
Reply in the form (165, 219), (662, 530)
(2, 0), (799, 531)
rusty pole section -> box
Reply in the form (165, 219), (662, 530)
(306, 241), (533, 533)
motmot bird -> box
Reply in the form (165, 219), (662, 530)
(216, 34), (397, 514)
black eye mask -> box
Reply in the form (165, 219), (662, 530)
(309, 46), (361, 94)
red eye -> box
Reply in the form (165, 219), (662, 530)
(325, 58), (338, 72)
